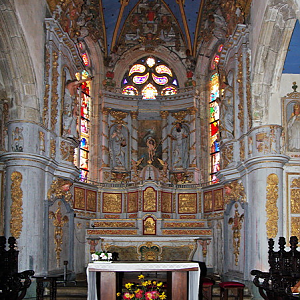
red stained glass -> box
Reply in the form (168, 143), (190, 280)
(210, 121), (219, 137)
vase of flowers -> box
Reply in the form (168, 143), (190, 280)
(117, 274), (167, 299)
(91, 251), (112, 263)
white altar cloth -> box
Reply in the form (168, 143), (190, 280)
(87, 261), (200, 300)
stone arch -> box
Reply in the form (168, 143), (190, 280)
(252, 0), (299, 125)
(0, 0), (39, 121)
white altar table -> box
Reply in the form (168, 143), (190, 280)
(87, 261), (200, 300)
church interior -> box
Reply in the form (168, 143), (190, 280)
(1, 0), (300, 299)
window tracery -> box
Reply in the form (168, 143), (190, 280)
(121, 56), (178, 99)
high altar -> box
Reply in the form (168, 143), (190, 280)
(82, 90), (212, 263)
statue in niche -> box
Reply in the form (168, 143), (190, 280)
(63, 77), (92, 139)
(220, 86), (234, 140)
(109, 124), (127, 171)
(12, 126), (23, 152)
(288, 103), (300, 151)
(146, 137), (156, 163)
(168, 122), (189, 170)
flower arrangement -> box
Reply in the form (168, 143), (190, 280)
(91, 251), (112, 261)
(117, 274), (167, 299)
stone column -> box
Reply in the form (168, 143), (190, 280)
(130, 111), (139, 162)
(188, 107), (197, 167)
(101, 108), (110, 167)
(160, 111), (169, 162)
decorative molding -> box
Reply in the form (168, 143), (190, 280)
(266, 173), (279, 239)
(10, 171), (23, 239)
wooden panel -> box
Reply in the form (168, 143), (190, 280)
(167, 271), (188, 300)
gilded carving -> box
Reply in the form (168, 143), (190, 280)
(266, 173), (279, 239)
(199, 240), (211, 258)
(239, 140), (245, 161)
(237, 54), (244, 132)
(51, 51), (59, 131)
(248, 136), (253, 155)
(180, 215), (196, 219)
(87, 229), (137, 235)
(10, 171), (23, 239)
(143, 187), (157, 212)
(214, 189), (224, 211)
(74, 187), (85, 210)
(224, 180), (246, 204)
(246, 52), (252, 130)
(103, 193), (122, 213)
(39, 131), (45, 153)
(110, 110), (128, 124)
(47, 178), (73, 204)
(129, 213), (138, 218)
(93, 222), (135, 228)
(87, 190), (97, 212)
(43, 49), (50, 127)
(228, 203), (244, 266)
(143, 216), (156, 235)
(163, 229), (212, 235)
(50, 138), (56, 159)
(105, 245), (139, 261)
(171, 111), (188, 124)
(161, 192), (172, 213)
(49, 201), (69, 267)
(104, 214), (120, 219)
(130, 111), (138, 119)
(291, 217), (300, 238)
(221, 144), (233, 168)
(204, 191), (213, 213)
(60, 141), (74, 162)
(256, 132), (269, 153)
(160, 111), (169, 119)
(139, 242), (161, 260)
(178, 193), (197, 214)
(128, 192), (138, 213)
(164, 222), (205, 228)
(162, 214), (171, 219)
(161, 244), (195, 261)
(291, 178), (300, 214)
(88, 239), (99, 253)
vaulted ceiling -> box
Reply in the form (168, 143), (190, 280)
(46, 0), (251, 70)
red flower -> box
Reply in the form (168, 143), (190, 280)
(123, 292), (133, 299)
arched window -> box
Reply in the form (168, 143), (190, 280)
(74, 70), (91, 182)
(121, 56), (178, 99)
(209, 73), (220, 183)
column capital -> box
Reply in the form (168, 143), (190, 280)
(187, 107), (197, 115)
(160, 111), (169, 119)
(102, 107), (111, 115)
(130, 111), (138, 119)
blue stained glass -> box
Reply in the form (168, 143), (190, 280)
(172, 79), (178, 86)
(81, 138), (87, 148)
(214, 140), (220, 152)
(123, 79), (128, 84)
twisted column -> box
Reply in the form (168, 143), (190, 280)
(101, 108), (110, 167)
(130, 111), (139, 162)
(188, 107), (197, 167)
(160, 111), (169, 162)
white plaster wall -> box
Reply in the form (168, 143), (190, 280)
(279, 74), (300, 97)
(13, 0), (46, 103)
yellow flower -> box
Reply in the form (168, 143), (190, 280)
(157, 282), (163, 287)
(117, 292), (121, 296)
(147, 280), (152, 285)
(138, 274), (145, 279)
(125, 282), (134, 289)
(153, 281), (157, 285)
(159, 292), (167, 299)
(142, 281), (148, 286)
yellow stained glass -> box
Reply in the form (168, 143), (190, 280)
(129, 64), (146, 76)
(146, 57), (155, 67)
(142, 83), (158, 100)
(155, 65), (172, 76)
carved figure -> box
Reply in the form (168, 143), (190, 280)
(169, 122), (189, 169)
(110, 124), (127, 170)
(288, 103), (300, 151)
(63, 77), (92, 138)
(220, 87), (234, 139)
(146, 137), (156, 162)
(12, 127), (24, 152)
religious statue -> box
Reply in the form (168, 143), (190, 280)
(168, 122), (189, 170)
(220, 87), (234, 140)
(63, 77), (92, 139)
(146, 137), (156, 163)
(288, 103), (300, 151)
(109, 124), (127, 170)
(12, 126), (24, 152)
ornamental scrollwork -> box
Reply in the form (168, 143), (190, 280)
(10, 171), (23, 239)
(266, 173), (279, 239)
(47, 177), (73, 204)
(224, 180), (246, 204)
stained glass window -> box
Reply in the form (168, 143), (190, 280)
(152, 74), (168, 85)
(74, 70), (91, 182)
(209, 73), (220, 183)
(129, 64), (146, 76)
(161, 86), (177, 95)
(121, 56), (178, 99)
(142, 83), (158, 100)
